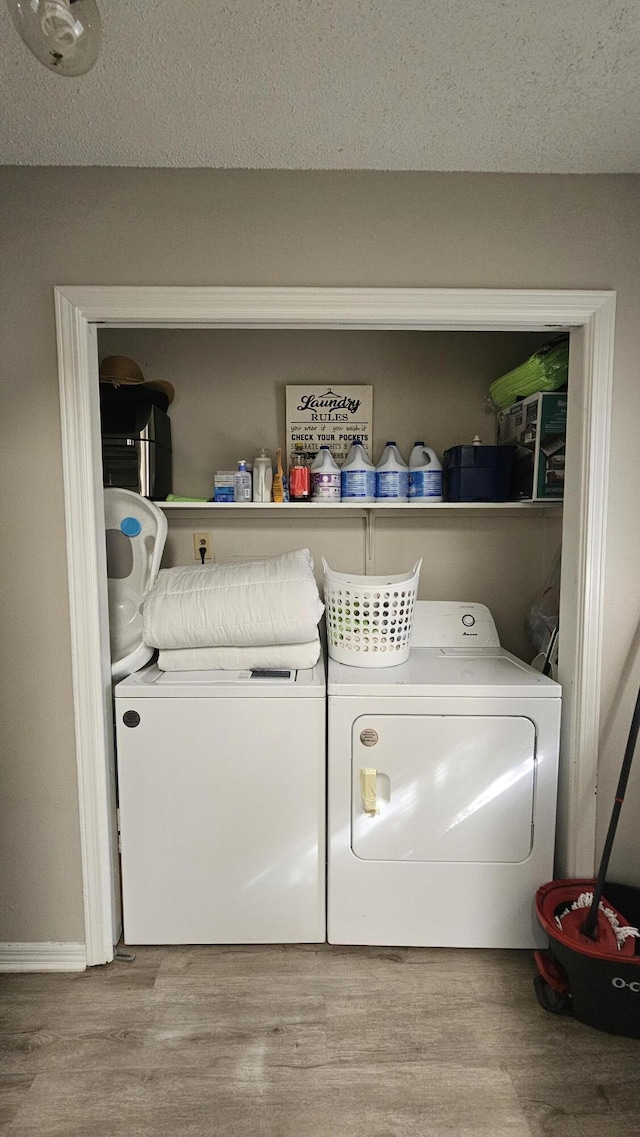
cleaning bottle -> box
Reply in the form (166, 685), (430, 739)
(340, 440), (376, 503)
(234, 460), (252, 503)
(375, 442), (409, 502)
(408, 441), (443, 502)
(252, 448), (273, 502)
(289, 452), (311, 502)
(272, 448), (289, 502)
(311, 446), (341, 501)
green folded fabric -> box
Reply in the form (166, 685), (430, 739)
(487, 336), (569, 411)
(165, 494), (211, 503)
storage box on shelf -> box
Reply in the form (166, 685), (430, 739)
(498, 392), (567, 501)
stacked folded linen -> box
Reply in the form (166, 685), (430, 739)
(157, 640), (321, 672)
(142, 549), (324, 671)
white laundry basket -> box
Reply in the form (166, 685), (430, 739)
(322, 558), (422, 667)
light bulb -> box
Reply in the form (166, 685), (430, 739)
(7, 0), (102, 76)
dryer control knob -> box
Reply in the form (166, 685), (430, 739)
(462, 614), (475, 627)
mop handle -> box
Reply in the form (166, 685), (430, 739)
(582, 683), (640, 939)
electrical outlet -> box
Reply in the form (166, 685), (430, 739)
(193, 532), (212, 562)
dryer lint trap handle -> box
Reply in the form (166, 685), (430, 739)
(360, 768), (379, 814)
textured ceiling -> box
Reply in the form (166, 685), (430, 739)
(1, 0), (639, 171)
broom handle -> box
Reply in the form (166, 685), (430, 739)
(582, 684), (640, 939)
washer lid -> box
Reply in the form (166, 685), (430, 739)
(115, 660), (326, 697)
(328, 647), (561, 697)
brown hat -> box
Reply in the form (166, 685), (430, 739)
(99, 356), (175, 405)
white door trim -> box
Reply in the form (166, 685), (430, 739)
(54, 285), (616, 966)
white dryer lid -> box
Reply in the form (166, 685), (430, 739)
(327, 647), (561, 698)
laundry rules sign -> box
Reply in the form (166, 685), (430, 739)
(286, 386), (373, 464)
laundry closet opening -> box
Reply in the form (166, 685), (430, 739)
(56, 284), (614, 965)
(97, 326), (561, 663)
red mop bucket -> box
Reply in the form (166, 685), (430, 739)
(534, 685), (640, 1038)
(535, 879), (640, 1036)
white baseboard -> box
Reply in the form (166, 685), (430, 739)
(0, 942), (87, 972)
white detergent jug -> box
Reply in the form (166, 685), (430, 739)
(408, 441), (443, 502)
(252, 448), (273, 502)
(375, 442), (409, 502)
(341, 440), (376, 503)
(311, 446), (341, 501)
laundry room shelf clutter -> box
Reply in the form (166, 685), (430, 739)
(98, 323), (565, 669)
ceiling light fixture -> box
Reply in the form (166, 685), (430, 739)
(6, 0), (102, 76)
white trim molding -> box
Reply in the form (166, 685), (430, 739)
(55, 285), (614, 331)
(54, 285), (616, 964)
(557, 299), (616, 876)
(0, 943), (86, 972)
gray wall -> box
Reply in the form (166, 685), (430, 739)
(1, 168), (639, 945)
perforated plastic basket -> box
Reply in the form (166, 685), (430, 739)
(322, 558), (422, 667)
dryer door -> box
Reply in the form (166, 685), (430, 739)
(351, 714), (536, 863)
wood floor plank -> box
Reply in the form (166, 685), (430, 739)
(0, 960), (159, 1001)
(0, 991), (326, 1075)
(153, 942), (532, 983)
(326, 990), (589, 1065)
(1, 1063), (531, 1137)
(507, 1053), (640, 1111)
(0, 989), (157, 1032)
(150, 945), (540, 1015)
(516, 1099), (584, 1136)
(0, 1075), (34, 1128)
(598, 1079), (640, 1111)
(575, 1116), (640, 1137)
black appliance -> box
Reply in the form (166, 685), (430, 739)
(100, 384), (172, 500)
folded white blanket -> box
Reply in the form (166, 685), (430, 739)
(157, 638), (321, 672)
(142, 549), (324, 651)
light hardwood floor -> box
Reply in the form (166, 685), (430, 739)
(1, 944), (639, 1136)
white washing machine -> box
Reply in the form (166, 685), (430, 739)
(327, 602), (561, 949)
(115, 661), (326, 945)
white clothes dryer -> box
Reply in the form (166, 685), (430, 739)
(115, 661), (326, 945)
(327, 602), (561, 949)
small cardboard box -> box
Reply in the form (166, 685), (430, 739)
(497, 392), (567, 500)
(213, 471), (236, 502)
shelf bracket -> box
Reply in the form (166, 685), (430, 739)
(365, 508), (375, 570)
